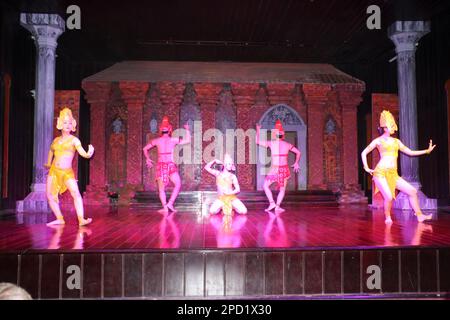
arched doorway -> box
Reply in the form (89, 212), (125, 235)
(256, 104), (307, 190)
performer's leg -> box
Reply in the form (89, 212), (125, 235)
(232, 198), (247, 214)
(263, 179), (276, 211)
(396, 177), (432, 222)
(66, 179), (92, 226)
(275, 182), (288, 213)
(373, 176), (394, 224)
(167, 172), (181, 212)
(46, 175), (65, 226)
(157, 179), (168, 213)
(210, 199), (224, 215)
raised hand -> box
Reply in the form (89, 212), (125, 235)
(427, 139), (436, 154)
(256, 123), (261, 131)
(146, 158), (153, 168)
(184, 122), (190, 131)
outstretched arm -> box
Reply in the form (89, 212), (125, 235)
(256, 124), (270, 148)
(204, 159), (221, 176)
(398, 139), (436, 156)
(290, 146), (301, 173)
(143, 139), (156, 168)
(178, 123), (191, 145)
(74, 138), (94, 159)
(361, 139), (378, 175)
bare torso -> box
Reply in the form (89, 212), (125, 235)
(374, 137), (399, 169)
(51, 135), (77, 170)
(216, 171), (235, 196)
(269, 140), (293, 166)
(152, 136), (180, 162)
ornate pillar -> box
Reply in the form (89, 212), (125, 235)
(303, 84), (331, 190)
(82, 81), (111, 205)
(337, 84), (367, 203)
(119, 82), (149, 188)
(195, 83), (222, 189)
(17, 14), (65, 212)
(388, 21), (437, 209)
(231, 83), (259, 190)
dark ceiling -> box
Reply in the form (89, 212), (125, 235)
(5, 0), (450, 66)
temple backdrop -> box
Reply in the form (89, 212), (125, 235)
(0, 1), (449, 209)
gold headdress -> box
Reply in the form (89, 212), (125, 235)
(56, 107), (77, 132)
(379, 110), (397, 132)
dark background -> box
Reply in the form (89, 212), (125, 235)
(1, 0), (449, 208)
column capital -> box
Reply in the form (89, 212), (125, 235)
(388, 21), (430, 53)
(20, 13), (65, 49)
(194, 83), (222, 106)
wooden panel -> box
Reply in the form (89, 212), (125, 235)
(381, 250), (399, 293)
(362, 250), (381, 294)
(62, 254), (81, 299)
(264, 252), (283, 295)
(205, 252), (224, 296)
(19, 254), (39, 299)
(284, 252), (303, 295)
(244, 252), (264, 295)
(304, 252), (322, 294)
(103, 254), (123, 298)
(0, 254), (18, 284)
(225, 253), (245, 296)
(439, 248), (450, 293)
(164, 253), (184, 297)
(419, 249), (437, 292)
(83, 254), (102, 298)
(124, 254), (142, 297)
(184, 253), (204, 296)
(40, 254), (61, 299)
(401, 250), (418, 293)
(324, 251), (341, 294)
(343, 251), (360, 294)
(143, 253), (163, 297)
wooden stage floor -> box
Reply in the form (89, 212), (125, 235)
(1, 205), (449, 252)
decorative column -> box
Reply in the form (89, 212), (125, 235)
(337, 84), (367, 203)
(388, 21), (437, 209)
(195, 83), (222, 189)
(231, 83), (259, 190)
(303, 84), (331, 190)
(119, 82), (149, 190)
(16, 14), (65, 212)
(82, 81), (111, 205)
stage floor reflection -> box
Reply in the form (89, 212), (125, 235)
(1, 205), (449, 251)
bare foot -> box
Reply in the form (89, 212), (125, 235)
(167, 203), (177, 213)
(265, 202), (276, 212)
(78, 218), (92, 226)
(274, 206), (285, 214)
(417, 213), (432, 223)
(158, 206), (169, 214)
(385, 216), (393, 224)
(46, 218), (65, 226)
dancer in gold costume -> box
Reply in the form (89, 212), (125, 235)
(205, 154), (247, 219)
(46, 108), (94, 226)
(361, 110), (435, 224)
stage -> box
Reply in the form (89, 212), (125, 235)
(1, 204), (450, 299)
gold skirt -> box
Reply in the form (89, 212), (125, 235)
(373, 167), (399, 199)
(218, 194), (237, 216)
(48, 165), (75, 203)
